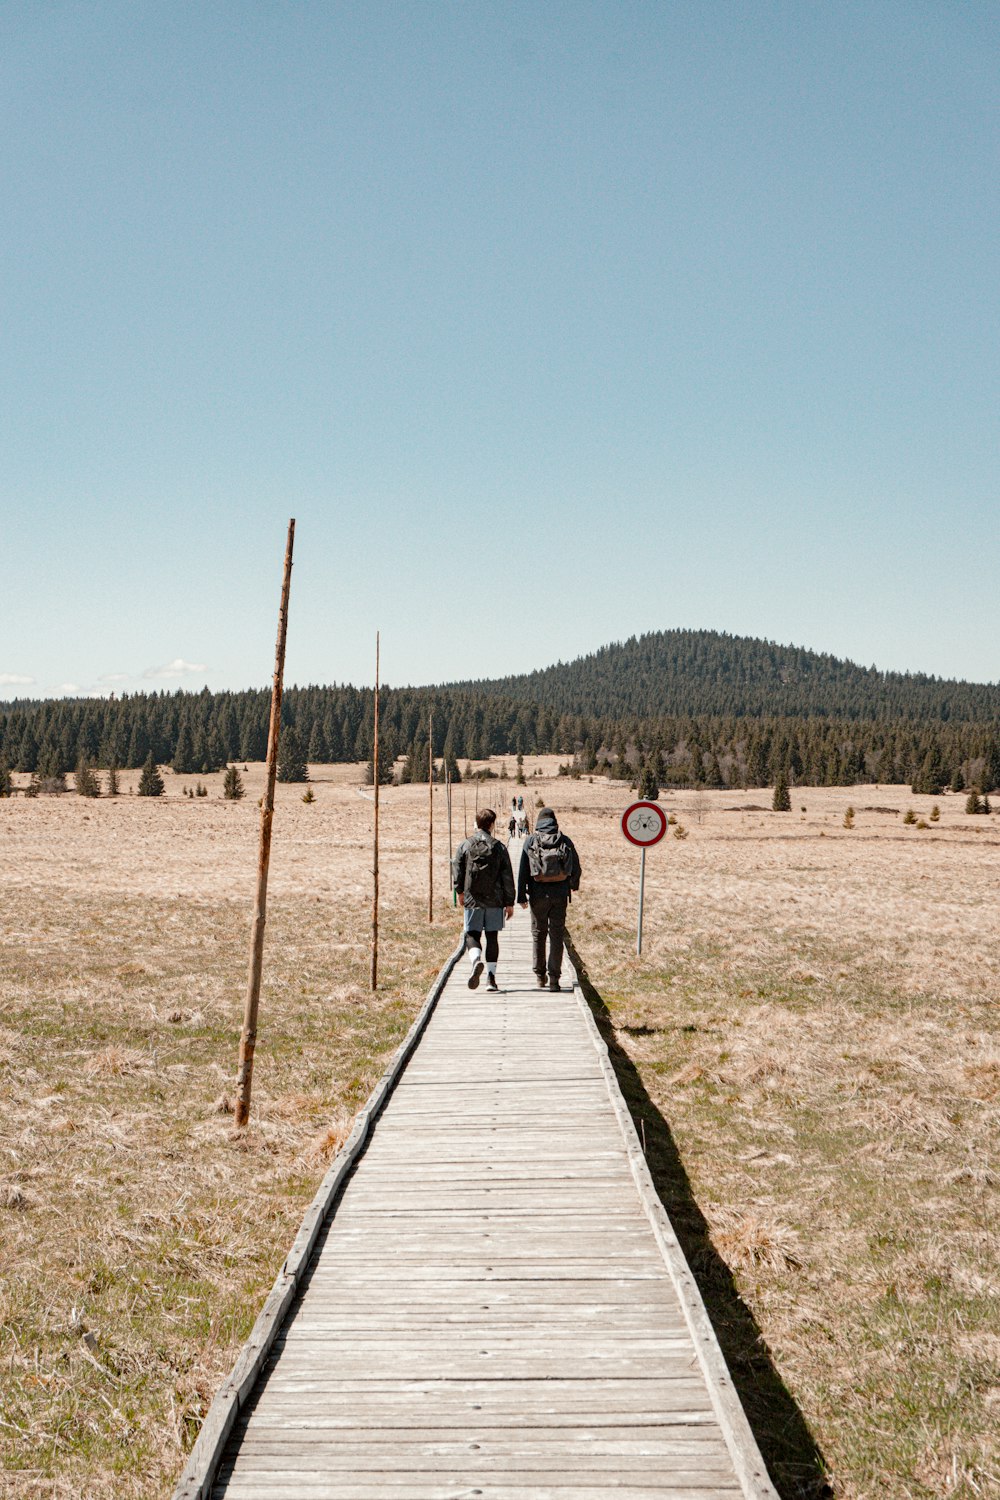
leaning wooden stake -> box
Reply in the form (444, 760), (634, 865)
(235, 518), (295, 1129)
(370, 632), (381, 990)
(427, 711), (434, 922)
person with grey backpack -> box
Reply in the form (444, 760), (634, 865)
(452, 808), (516, 991)
(516, 807), (581, 990)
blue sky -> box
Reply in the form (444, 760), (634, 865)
(2, 1), (997, 699)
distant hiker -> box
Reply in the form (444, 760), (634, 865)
(452, 808), (515, 993)
(517, 807), (581, 991)
(508, 815), (517, 840)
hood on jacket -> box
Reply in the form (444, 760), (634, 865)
(536, 808), (558, 835)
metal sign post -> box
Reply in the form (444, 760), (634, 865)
(621, 801), (668, 956)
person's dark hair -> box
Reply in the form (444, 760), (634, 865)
(476, 808), (496, 831)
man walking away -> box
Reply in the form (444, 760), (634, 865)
(452, 809), (515, 992)
(517, 807), (581, 991)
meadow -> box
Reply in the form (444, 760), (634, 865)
(1, 761), (997, 1498)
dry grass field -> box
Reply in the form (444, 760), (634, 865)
(2, 759), (998, 1499)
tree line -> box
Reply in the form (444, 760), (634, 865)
(3, 684), (1000, 797)
(446, 628), (1000, 724)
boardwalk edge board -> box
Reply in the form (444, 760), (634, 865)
(171, 937), (465, 1500)
(571, 968), (780, 1500)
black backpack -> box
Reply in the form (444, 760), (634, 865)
(466, 833), (501, 903)
(527, 831), (573, 883)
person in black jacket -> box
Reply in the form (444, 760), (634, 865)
(452, 808), (515, 992)
(517, 807), (581, 991)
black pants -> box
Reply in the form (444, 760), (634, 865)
(465, 929), (499, 963)
(530, 895), (568, 979)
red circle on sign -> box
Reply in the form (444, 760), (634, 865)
(621, 801), (668, 847)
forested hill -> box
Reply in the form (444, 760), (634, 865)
(445, 630), (1000, 723)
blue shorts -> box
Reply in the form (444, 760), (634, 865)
(463, 906), (506, 934)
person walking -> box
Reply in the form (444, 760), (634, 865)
(517, 806), (581, 991)
(452, 808), (515, 992)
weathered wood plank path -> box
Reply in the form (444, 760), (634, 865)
(191, 902), (776, 1499)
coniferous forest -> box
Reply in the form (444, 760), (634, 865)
(2, 629), (1000, 795)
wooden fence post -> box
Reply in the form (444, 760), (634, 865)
(235, 518), (295, 1129)
(371, 632), (380, 990)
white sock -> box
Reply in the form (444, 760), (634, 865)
(468, 947), (483, 966)
(486, 962), (497, 976)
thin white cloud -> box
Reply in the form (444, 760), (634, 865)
(59, 682), (80, 694)
(143, 658), (209, 680)
(98, 672), (131, 685)
(0, 671), (34, 686)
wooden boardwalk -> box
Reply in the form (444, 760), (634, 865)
(186, 903), (776, 1499)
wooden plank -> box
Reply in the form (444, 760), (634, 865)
(193, 916), (775, 1500)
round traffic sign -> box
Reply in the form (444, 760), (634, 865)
(621, 801), (668, 847)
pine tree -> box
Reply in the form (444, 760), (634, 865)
(949, 764), (965, 793)
(772, 772), (791, 811)
(106, 763), (120, 797)
(37, 749), (66, 793)
(307, 722), (327, 763)
(138, 752), (165, 797)
(223, 764), (245, 800)
(981, 741), (1000, 794)
(912, 746), (945, 796)
(75, 756), (101, 797)
(276, 725), (308, 783)
(172, 723), (195, 774)
(637, 760), (659, 801)
(365, 737), (394, 786)
(0, 760), (11, 797)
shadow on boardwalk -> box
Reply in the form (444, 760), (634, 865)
(567, 936), (833, 1500)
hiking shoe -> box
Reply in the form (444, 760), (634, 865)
(487, 973), (498, 991)
(548, 978), (562, 992)
(467, 961), (484, 990)
(535, 974), (547, 989)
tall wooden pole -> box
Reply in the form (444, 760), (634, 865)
(427, 710), (434, 923)
(446, 760), (455, 906)
(235, 518), (295, 1129)
(371, 633), (380, 990)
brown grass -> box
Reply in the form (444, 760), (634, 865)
(0, 762), (460, 1500)
(566, 777), (1000, 1499)
(2, 763), (998, 1498)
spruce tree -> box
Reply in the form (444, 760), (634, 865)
(276, 725), (308, 783)
(772, 771), (791, 811)
(223, 764), (245, 800)
(75, 756), (101, 797)
(0, 760), (10, 797)
(172, 723), (195, 774)
(981, 741), (1000, 795)
(37, 749), (66, 793)
(138, 752), (165, 797)
(912, 746), (944, 796)
(106, 763), (120, 797)
(637, 760), (659, 801)
(307, 722), (326, 763)
(365, 738), (394, 786)
(950, 764), (965, 793)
